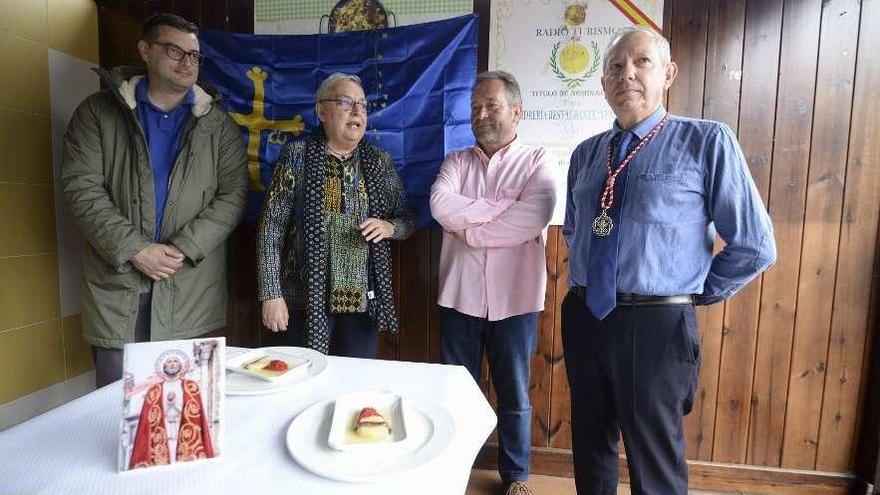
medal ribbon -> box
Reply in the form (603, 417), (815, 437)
(598, 114), (670, 215)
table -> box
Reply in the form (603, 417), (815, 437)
(0, 355), (496, 494)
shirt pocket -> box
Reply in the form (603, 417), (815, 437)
(627, 173), (696, 224)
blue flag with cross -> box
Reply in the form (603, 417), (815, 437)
(198, 14), (478, 227)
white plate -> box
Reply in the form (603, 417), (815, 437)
(225, 347), (328, 395)
(328, 391), (408, 451)
(287, 394), (455, 483)
(226, 348), (312, 383)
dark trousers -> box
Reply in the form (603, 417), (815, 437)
(439, 307), (538, 483)
(91, 292), (152, 388)
(560, 290), (701, 495)
(266, 310), (378, 359)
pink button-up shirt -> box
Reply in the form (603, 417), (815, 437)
(430, 137), (557, 320)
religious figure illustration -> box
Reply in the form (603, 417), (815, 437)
(118, 339), (224, 472)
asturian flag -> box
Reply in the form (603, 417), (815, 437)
(198, 14), (478, 226)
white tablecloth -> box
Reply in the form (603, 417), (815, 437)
(0, 355), (496, 494)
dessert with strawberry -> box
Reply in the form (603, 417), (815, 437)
(353, 407), (392, 440)
(243, 356), (290, 377)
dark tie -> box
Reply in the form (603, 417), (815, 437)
(586, 131), (635, 320)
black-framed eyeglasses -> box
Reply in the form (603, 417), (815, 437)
(150, 41), (205, 67)
(319, 96), (370, 113)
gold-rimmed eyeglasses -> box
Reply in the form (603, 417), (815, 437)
(150, 41), (205, 67)
(319, 96), (370, 113)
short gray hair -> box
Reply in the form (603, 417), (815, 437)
(474, 70), (522, 106)
(603, 26), (672, 74)
(316, 72), (363, 101)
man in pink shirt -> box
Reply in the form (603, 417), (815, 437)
(430, 71), (556, 495)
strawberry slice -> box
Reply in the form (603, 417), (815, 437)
(263, 359), (289, 372)
(356, 407), (382, 424)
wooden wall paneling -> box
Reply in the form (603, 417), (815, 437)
(664, 0), (720, 462)
(795, 0), (861, 468)
(226, 0), (254, 34)
(684, 459), (860, 495)
(689, 268), (726, 460)
(231, 225), (259, 348)
(818, 0), (880, 472)
(549, 230), (571, 449)
(474, 0), (490, 72)
(666, 0), (708, 117)
(169, 0), (200, 26)
(97, 6), (148, 68)
(661, 0), (673, 38)
(378, 243), (402, 360)
(854, 251), (880, 481)
(701, 0), (745, 122)
(145, 0), (175, 16)
(790, 0), (860, 471)
(702, 0), (757, 465)
(198, 0), (230, 30)
(529, 227), (559, 447)
(427, 230), (443, 363)
(773, 0), (823, 470)
(740, 0), (786, 467)
(479, 445), (862, 495)
(396, 231), (432, 362)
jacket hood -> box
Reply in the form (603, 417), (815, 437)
(94, 66), (216, 118)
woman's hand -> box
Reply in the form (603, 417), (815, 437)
(360, 218), (395, 243)
(262, 298), (289, 332)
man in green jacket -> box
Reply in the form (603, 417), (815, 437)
(61, 13), (247, 387)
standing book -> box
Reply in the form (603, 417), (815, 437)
(118, 338), (224, 472)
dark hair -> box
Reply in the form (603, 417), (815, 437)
(141, 13), (198, 42)
(474, 70), (522, 106)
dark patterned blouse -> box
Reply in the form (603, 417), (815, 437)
(256, 138), (414, 313)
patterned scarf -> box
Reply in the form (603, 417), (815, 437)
(302, 129), (399, 354)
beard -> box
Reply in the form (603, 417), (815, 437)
(473, 124), (500, 146)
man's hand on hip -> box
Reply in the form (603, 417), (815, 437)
(131, 243), (185, 281)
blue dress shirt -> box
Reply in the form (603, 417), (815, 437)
(563, 106), (776, 305)
(135, 78), (194, 241)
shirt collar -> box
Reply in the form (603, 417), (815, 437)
(612, 105), (667, 140)
(474, 134), (521, 163)
(135, 77), (195, 110)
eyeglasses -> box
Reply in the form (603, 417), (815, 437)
(320, 96), (370, 113)
(150, 41), (205, 67)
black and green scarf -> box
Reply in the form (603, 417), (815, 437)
(301, 129), (398, 353)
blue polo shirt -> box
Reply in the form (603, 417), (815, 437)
(135, 78), (195, 241)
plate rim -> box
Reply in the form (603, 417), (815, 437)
(286, 393), (455, 483)
(225, 346), (328, 396)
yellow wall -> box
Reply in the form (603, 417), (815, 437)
(0, 0), (98, 405)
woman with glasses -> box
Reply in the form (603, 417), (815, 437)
(256, 73), (414, 357)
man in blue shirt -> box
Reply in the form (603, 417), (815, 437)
(561, 27), (775, 494)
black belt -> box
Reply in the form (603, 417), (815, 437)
(569, 285), (693, 306)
